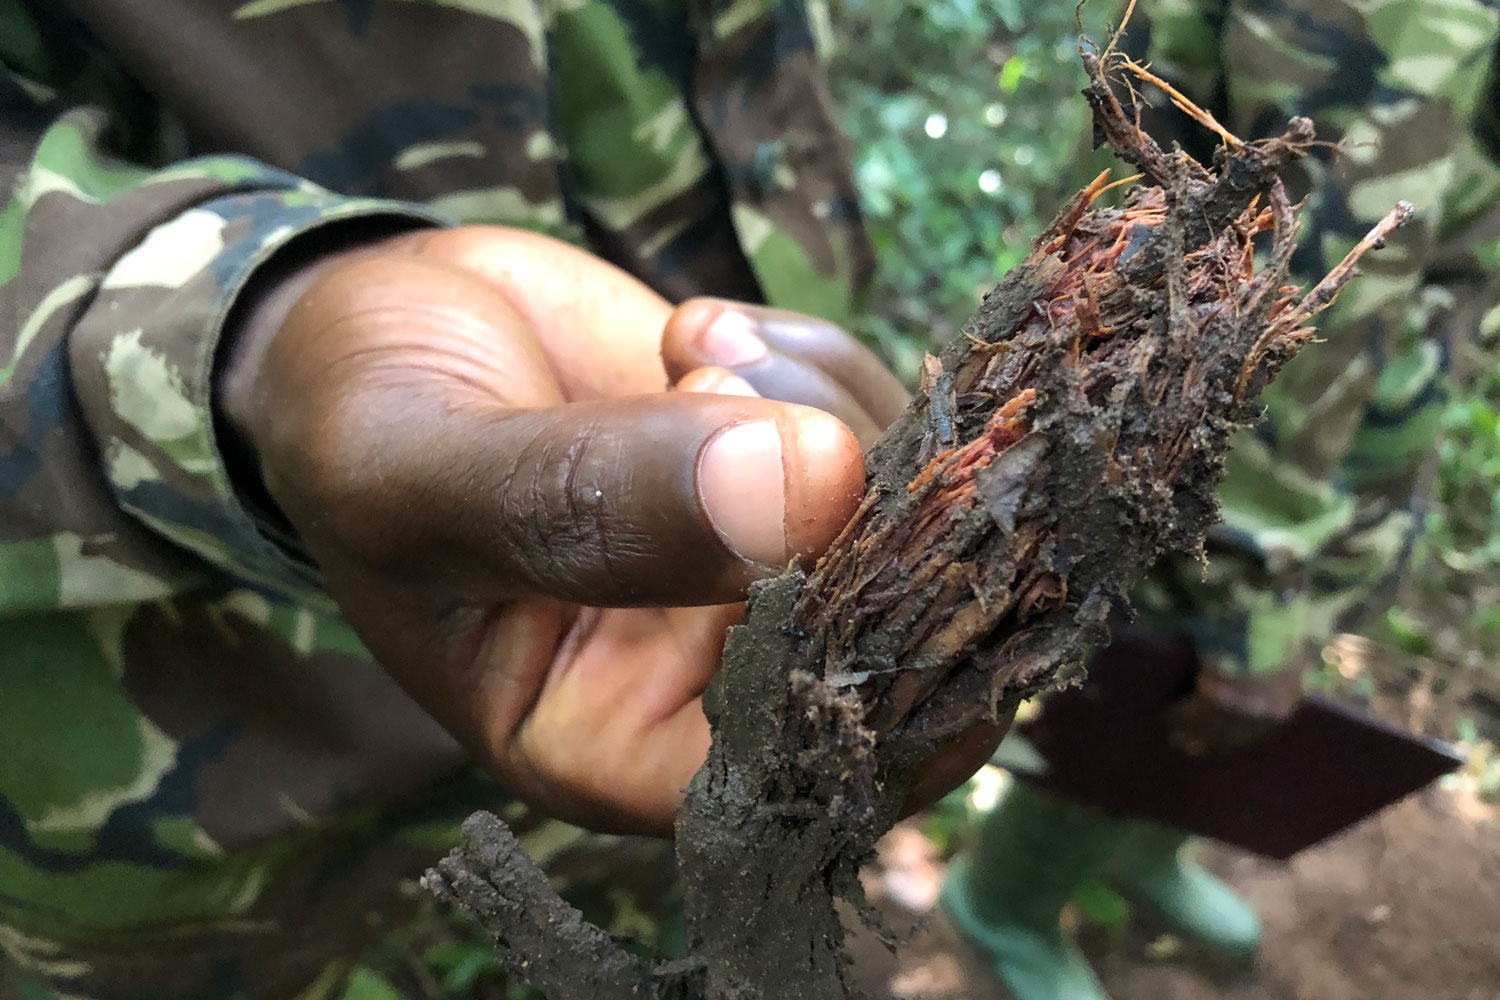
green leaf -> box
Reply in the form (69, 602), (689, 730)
(338, 969), (405, 1000)
(1072, 881), (1131, 927)
(999, 57), (1027, 92)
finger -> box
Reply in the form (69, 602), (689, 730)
(663, 311), (882, 446)
(509, 602), (743, 834)
(320, 545), (743, 835)
(336, 391), (864, 607)
(901, 710), (1016, 817)
(674, 366), (760, 397)
(664, 298), (911, 428)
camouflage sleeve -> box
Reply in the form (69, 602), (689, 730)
(1128, 0), (1500, 677)
(0, 25), (445, 615)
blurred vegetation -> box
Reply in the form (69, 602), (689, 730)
(1396, 325), (1500, 679)
(824, 0), (1108, 384)
(1385, 319), (1500, 801)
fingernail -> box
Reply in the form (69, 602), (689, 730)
(698, 420), (786, 566)
(783, 411), (862, 557)
(698, 310), (769, 367)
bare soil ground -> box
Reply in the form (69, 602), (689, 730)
(850, 773), (1498, 1000)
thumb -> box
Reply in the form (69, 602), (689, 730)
(381, 392), (865, 607)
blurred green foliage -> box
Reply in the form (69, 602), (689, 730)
(1071, 880), (1132, 930)
(825, 0), (1108, 384)
(1402, 319), (1500, 661)
(1392, 321), (1500, 800)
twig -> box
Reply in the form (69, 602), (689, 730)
(423, 814), (704, 1000)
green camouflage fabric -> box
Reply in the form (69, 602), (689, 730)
(0, 1), (870, 997)
(1120, 0), (1500, 679)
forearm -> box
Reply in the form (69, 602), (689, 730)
(213, 222), (436, 540)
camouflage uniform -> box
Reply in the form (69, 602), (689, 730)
(0, 2), (869, 998)
(1129, 0), (1500, 679)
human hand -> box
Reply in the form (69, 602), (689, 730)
(218, 225), (921, 834)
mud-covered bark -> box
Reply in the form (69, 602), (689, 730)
(423, 814), (705, 1000)
(426, 39), (1412, 1000)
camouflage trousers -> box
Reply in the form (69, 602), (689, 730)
(0, 768), (681, 1000)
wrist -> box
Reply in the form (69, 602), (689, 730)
(218, 223), (427, 438)
(214, 221), (434, 529)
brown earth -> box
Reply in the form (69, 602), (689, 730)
(849, 783), (1499, 1000)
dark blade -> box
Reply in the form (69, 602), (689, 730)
(1012, 633), (1466, 859)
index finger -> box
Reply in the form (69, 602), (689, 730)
(665, 298), (912, 427)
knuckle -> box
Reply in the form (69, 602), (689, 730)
(496, 424), (638, 599)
